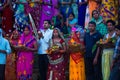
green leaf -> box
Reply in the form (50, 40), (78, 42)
(92, 44), (97, 54)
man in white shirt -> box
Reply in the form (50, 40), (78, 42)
(0, 28), (11, 80)
(38, 20), (53, 80)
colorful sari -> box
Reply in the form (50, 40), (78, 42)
(39, 0), (54, 29)
(69, 31), (86, 80)
(17, 30), (36, 80)
(47, 39), (66, 80)
(14, 0), (29, 33)
(100, 0), (119, 24)
(24, 1), (41, 29)
(5, 30), (20, 80)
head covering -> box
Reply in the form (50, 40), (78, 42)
(10, 30), (20, 45)
(52, 28), (67, 46)
(20, 26), (34, 45)
(53, 28), (65, 41)
(10, 30), (20, 40)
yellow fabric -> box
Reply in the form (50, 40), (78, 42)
(101, 0), (118, 24)
(69, 55), (86, 80)
(88, 0), (98, 19)
(102, 49), (114, 80)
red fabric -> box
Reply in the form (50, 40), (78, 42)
(70, 32), (84, 64)
(2, 5), (14, 34)
(47, 39), (66, 80)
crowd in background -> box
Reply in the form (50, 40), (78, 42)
(0, 0), (120, 80)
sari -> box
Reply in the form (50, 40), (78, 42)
(102, 32), (116, 80)
(14, 0), (29, 33)
(47, 39), (66, 80)
(100, 0), (119, 24)
(39, 0), (54, 29)
(69, 31), (86, 80)
(17, 29), (36, 80)
(2, 0), (14, 34)
(5, 30), (20, 80)
(24, 1), (41, 29)
(52, 0), (59, 16)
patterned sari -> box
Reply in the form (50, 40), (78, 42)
(69, 31), (86, 80)
(5, 30), (19, 80)
(24, 1), (41, 29)
(100, 0), (119, 24)
(14, 0), (29, 33)
(47, 39), (66, 80)
(17, 31), (36, 80)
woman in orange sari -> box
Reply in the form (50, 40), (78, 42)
(69, 28), (86, 80)
(5, 30), (20, 80)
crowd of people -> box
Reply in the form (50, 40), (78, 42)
(0, 0), (120, 80)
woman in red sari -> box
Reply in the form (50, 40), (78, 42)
(47, 28), (67, 80)
(5, 30), (20, 80)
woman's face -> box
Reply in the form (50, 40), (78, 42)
(53, 29), (59, 37)
(13, 31), (19, 39)
(93, 11), (99, 19)
(69, 14), (74, 20)
(24, 27), (30, 36)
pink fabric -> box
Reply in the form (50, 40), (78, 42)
(17, 28), (35, 80)
(52, 0), (59, 16)
(39, 0), (54, 29)
(24, 3), (41, 29)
